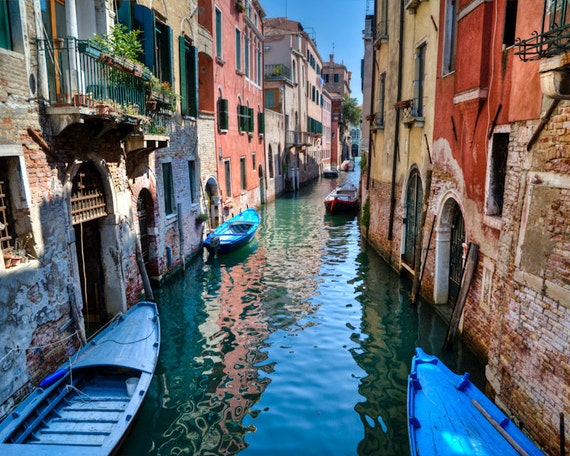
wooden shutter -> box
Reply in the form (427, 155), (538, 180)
(248, 107), (254, 133)
(258, 112), (265, 135)
(179, 36), (188, 115)
(188, 45), (198, 117)
(133, 5), (155, 71)
(218, 98), (228, 131)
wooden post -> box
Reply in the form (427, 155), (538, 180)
(444, 242), (479, 350)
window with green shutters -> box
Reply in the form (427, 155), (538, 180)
(0, 1), (22, 52)
(218, 98), (228, 132)
(258, 112), (265, 135)
(238, 104), (249, 133)
(162, 163), (175, 216)
(248, 107), (254, 133)
(179, 36), (198, 117)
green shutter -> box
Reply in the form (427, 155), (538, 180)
(258, 112), (265, 135)
(189, 46), (198, 117)
(248, 108), (254, 133)
(179, 36), (188, 115)
(218, 98), (228, 131)
(133, 5), (155, 71)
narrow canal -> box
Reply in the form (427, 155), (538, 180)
(122, 162), (485, 455)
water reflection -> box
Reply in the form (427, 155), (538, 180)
(122, 163), (484, 455)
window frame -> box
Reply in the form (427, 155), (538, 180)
(162, 162), (175, 216)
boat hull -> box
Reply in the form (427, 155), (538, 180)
(324, 183), (359, 214)
(407, 348), (543, 456)
(203, 208), (260, 254)
(0, 301), (160, 455)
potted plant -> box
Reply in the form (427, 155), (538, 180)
(236, 1), (246, 13)
(196, 213), (209, 224)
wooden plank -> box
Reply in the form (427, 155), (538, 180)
(444, 242), (479, 349)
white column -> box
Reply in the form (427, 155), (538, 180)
(433, 225), (451, 304)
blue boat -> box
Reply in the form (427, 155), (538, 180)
(407, 348), (544, 456)
(203, 208), (260, 254)
(0, 301), (160, 455)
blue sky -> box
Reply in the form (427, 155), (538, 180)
(262, 0), (369, 105)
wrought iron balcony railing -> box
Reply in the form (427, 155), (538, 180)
(516, 0), (570, 61)
(264, 64), (293, 82)
(286, 130), (313, 147)
(37, 38), (172, 135)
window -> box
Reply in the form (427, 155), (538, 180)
(379, 0), (388, 37)
(218, 98), (229, 132)
(236, 28), (242, 72)
(333, 73), (339, 83)
(268, 145), (274, 178)
(215, 8), (222, 58)
(442, 0), (457, 75)
(237, 104), (253, 133)
(377, 72), (386, 128)
(179, 37), (198, 117)
(257, 50), (262, 84)
(162, 162), (175, 215)
(240, 157), (247, 190)
(487, 133), (509, 217)
(252, 153), (256, 171)
(224, 160), (231, 197)
(188, 160), (197, 204)
(503, 0), (518, 47)
(0, 0), (23, 52)
(258, 111), (265, 135)
(265, 90), (275, 108)
(245, 36), (250, 77)
(155, 20), (173, 85)
(0, 146), (33, 265)
(413, 43), (426, 117)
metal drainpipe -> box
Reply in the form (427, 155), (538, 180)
(366, 0), (379, 191)
(388, 0), (404, 241)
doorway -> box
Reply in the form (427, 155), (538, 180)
(448, 202), (465, 304)
(403, 169), (423, 267)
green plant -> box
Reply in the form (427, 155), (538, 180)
(90, 24), (143, 64)
(197, 213), (209, 223)
(147, 75), (180, 111)
(360, 150), (368, 176)
(360, 196), (370, 228)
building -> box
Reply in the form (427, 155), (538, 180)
(264, 17), (327, 190)
(361, 0), (569, 451)
(0, 0), (202, 418)
(202, 0), (266, 220)
(323, 54), (352, 166)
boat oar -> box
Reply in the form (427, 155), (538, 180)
(471, 399), (529, 456)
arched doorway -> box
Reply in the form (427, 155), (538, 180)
(205, 176), (221, 227)
(434, 197), (465, 305)
(71, 162), (108, 325)
(403, 169), (423, 267)
(137, 189), (153, 274)
(258, 164), (265, 204)
(448, 202), (465, 304)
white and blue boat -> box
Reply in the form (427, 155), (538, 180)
(203, 208), (260, 255)
(0, 301), (160, 455)
(407, 347), (544, 455)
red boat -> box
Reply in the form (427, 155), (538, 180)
(324, 183), (359, 214)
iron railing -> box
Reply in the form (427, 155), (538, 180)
(37, 37), (171, 134)
(516, 0), (570, 61)
(286, 130), (313, 147)
(264, 64), (292, 82)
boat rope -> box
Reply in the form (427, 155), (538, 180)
(0, 330), (80, 365)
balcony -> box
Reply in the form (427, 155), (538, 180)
(515, 1), (570, 98)
(264, 64), (293, 82)
(286, 130), (313, 148)
(37, 38), (171, 146)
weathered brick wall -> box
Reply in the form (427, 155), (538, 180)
(363, 178), (403, 268)
(485, 113), (570, 454)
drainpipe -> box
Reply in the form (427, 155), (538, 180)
(388, 0), (404, 241)
(366, 0), (378, 191)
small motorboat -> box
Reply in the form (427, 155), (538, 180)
(340, 159), (355, 171)
(323, 166), (339, 178)
(324, 183), (359, 214)
(0, 301), (160, 455)
(203, 208), (260, 255)
(407, 347), (544, 455)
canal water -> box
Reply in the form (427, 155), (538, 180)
(122, 162), (485, 455)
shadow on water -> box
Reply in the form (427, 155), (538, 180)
(121, 162), (485, 455)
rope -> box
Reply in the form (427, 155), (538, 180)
(0, 330), (80, 365)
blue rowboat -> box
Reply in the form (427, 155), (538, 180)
(203, 208), (260, 255)
(407, 348), (543, 455)
(0, 301), (160, 455)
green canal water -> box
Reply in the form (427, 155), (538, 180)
(121, 164), (485, 455)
